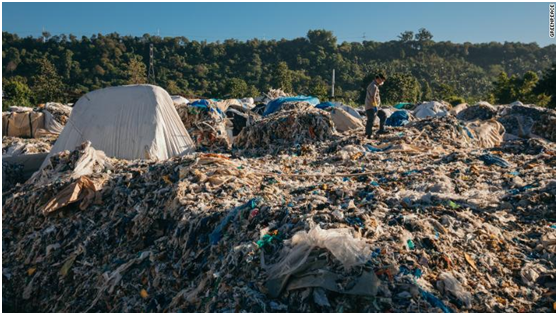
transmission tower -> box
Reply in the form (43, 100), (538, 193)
(148, 43), (155, 84)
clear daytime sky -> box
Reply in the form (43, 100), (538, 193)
(2, 2), (557, 46)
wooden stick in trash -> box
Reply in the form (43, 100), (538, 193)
(412, 128), (426, 142)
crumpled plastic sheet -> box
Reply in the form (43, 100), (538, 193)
(267, 224), (371, 278)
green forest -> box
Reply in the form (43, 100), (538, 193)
(2, 29), (556, 109)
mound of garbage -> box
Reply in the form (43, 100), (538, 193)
(2, 89), (556, 313)
(456, 101), (498, 121)
(2, 136), (55, 156)
(175, 100), (232, 151)
(497, 103), (556, 141)
(3, 103), (556, 312)
(406, 116), (505, 149)
(2, 103), (72, 138)
(2, 161), (24, 189)
(233, 102), (337, 153)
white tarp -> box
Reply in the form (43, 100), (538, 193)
(330, 107), (363, 132)
(335, 103), (362, 119)
(413, 101), (449, 119)
(41, 85), (195, 168)
(171, 95), (190, 106)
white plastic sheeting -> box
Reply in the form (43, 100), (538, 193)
(171, 95), (190, 106)
(330, 107), (363, 132)
(42, 85), (195, 168)
(413, 101), (449, 119)
(267, 224), (371, 277)
(334, 102), (362, 119)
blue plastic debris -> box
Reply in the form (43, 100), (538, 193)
(393, 102), (413, 109)
(399, 265), (411, 275)
(479, 153), (510, 168)
(551, 224), (556, 229)
(510, 171), (520, 176)
(419, 289), (454, 313)
(407, 239), (415, 250)
(389, 111), (409, 126)
(370, 181), (379, 187)
(364, 144), (382, 152)
(209, 198), (261, 245)
(190, 99), (211, 107)
(315, 102), (336, 110)
(386, 110), (410, 126)
(462, 125), (474, 139)
(371, 248), (381, 258)
(509, 184), (536, 195)
(403, 170), (420, 176)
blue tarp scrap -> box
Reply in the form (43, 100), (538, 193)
(190, 99), (211, 107)
(364, 144), (382, 152)
(420, 289), (454, 313)
(316, 102), (336, 110)
(385, 110), (410, 127)
(394, 102), (414, 109)
(263, 96), (320, 116)
(189, 99), (226, 118)
(461, 125), (474, 139)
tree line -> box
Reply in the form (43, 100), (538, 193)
(2, 29), (556, 110)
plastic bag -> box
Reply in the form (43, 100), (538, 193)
(268, 225), (371, 277)
(436, 272), (472, 309)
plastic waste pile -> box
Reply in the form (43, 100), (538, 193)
(42, 102), (72, 125)
(265, 88), (292, 101)
(406, 116), (505, 149)
(175, 100), (232, 151)
(3, 96), (556, 313)
(2, 136), (55, 156)
(413, 101), (450, 119)
(496, 103), (556, 141)
(2, 103), (72, 138)
(2, 161), (24, 190)
(456, 101), (497, 121)
(234, 102), (337, 154)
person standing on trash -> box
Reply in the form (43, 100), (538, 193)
(365, 74), (387, 138)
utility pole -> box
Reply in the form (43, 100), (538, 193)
(331, 69), (335, 99)
(148, 43), (155, 84)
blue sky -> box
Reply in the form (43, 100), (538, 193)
(2, 2), (556, 46)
